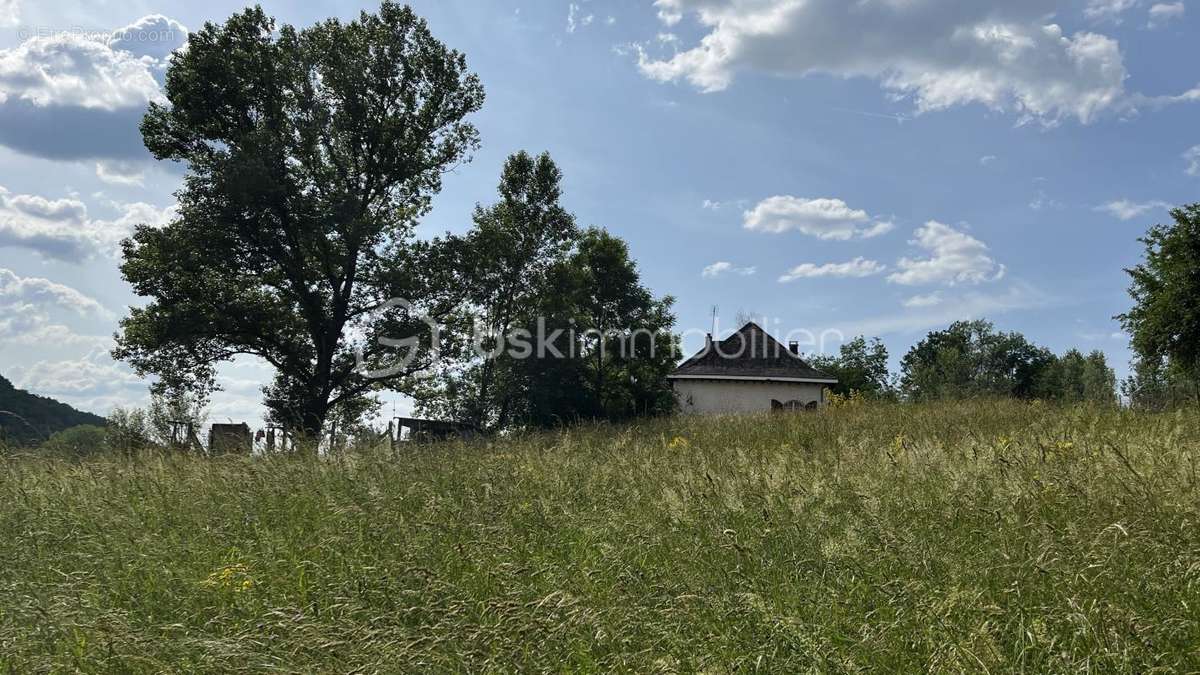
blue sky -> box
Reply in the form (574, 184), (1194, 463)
(0, 0), (1197, 423)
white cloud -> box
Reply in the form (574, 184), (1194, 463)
(5, 193), (87, 222)
(0, 186), (176, 262)
(903, 293), (944, 308)
(1185, 145), (1200, 176)
(703, 261), (756, 278)
(778, 257), (886, 283)
(980, 155), (998, 166)
(1085, 0), (1141, 22)
(743, 196), (894, 240)
(567, 3), (595, 33)
(0, 34), (164, 111)
(11, 349), (145, 416)
(108, 15), (188, 62)
(1148, 2), (1185, 26)
(1096, 199), (1171, 220)
(838, 282), (1050, 337)
(0, 0), (18, 28)
(0, 15), (187, 160)
(887, 221), (1006, 286)
(95, 160), (146, 186)
(638, 0), (1136, 125)
(0, 269), (111, 354)
(0, 268), (109, 317)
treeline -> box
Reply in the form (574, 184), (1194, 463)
(810, 320), (1118, 405)
(0, 374), (106, 445)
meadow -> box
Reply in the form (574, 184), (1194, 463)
(2, 400), (1199, 672)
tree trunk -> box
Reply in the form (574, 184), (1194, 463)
(296, 397), (329, 456)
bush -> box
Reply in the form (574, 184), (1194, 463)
(37, 424), (109, 459)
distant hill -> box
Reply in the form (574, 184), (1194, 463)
(0, 374), (106, 446)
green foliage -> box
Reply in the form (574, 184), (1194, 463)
(414, 153), (677, 431)
(413, 151), (577, 430)
(1041, 349), (1118, 406)
(0, 374), (106, 446)
(3, 401), (1200, 671)
(1119, 203), (1200, 406)
(106, 406), (154, 456)
(900, 319), (1116, 404)
(901, 320), (1055, 401)
(1123, 353), (1200, 410)
(36, 425), (109, 459)
(808, 336), (892, 398)
(515, 228), (679, 427)
(113, 2), (485, 435)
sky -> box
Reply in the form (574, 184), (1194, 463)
(0, 0), (1197, 426)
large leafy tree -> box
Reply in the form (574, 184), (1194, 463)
(809, 336), (892, 399)
(413, 156), (677, 431)
(517, 228), (677, 427)
(113, 3), (485, 437)
(412, 151), (577, 431)
(900, 320), (1056, 401)
(1118, 203), (1200, 406)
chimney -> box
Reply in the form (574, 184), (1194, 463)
(788, 341), (800, 355)
(705, 333), (714, 350)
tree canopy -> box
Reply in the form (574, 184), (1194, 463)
(809, 336), (893, 399)
(413, 153), (677, 431)
(899, 320), (1115, 404)
(1119, 203), (1200, 407)
(113, 2), (485, 436)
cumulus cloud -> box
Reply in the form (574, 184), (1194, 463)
(0, 268), (109, 317)
(0, 15), (187, 161)
(1096, 199), (1172, 220)
(637, 0), (1139, 124)
(0, 185), (176, 262)
(887, 221), (1006, 286)
(95, 160), (147, 186)
(0, 268), (111, 351)
(1148, 2), (1185, 26)
(107, 14), (188, 62)
(703, 261), (756, 278)
(778, 258), (886, 283)
(743, 196), (894, 240)
(5, 193), (88, 222)
(11, 349), (146, 416)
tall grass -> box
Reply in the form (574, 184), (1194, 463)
(2, 400), (1199, 672)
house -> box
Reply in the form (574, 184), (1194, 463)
(669, 322), (838, 415)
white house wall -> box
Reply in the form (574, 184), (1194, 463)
(673, 380), (827, 415)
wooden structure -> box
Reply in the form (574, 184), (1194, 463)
(209, 423), (252, 455)
(390, 417), (479, 446)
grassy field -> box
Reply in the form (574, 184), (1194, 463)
(2, 400), (1199, 672)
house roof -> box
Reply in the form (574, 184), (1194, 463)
(669, 322), (837, 383)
